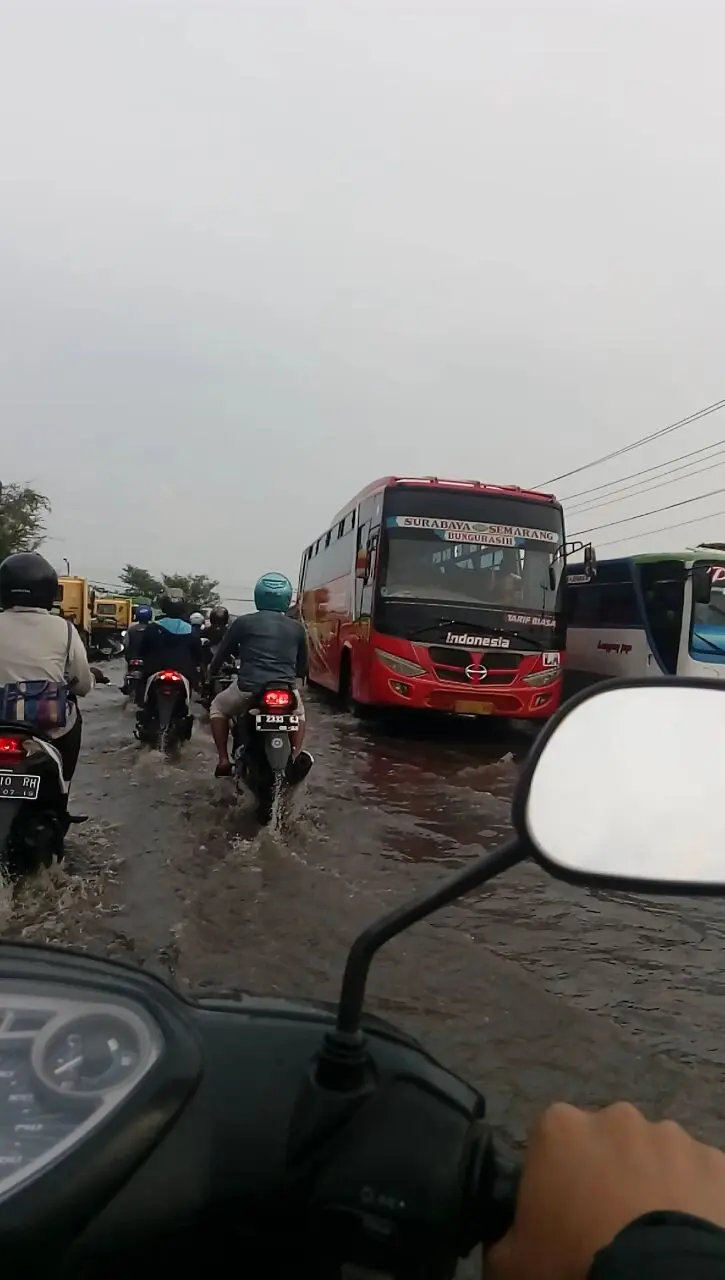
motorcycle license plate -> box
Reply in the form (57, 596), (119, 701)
(454, 701), (494, 716)
(0, 774), (41, 800)
(254, 713), (300, 731)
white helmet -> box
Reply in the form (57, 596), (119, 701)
(190, 612), (204, 625)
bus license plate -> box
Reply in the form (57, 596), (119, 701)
(0, 774), (41, 800)
(254, 713), (300, 731)
(454, 701), (494, 716)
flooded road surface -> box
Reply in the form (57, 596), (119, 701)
(2, 665), (725, 1152)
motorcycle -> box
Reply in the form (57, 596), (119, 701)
(89, 636), (125, 662)
(134, 670), (194, 750)
(121, 658), (144, 701)
(200, 654), (238, 710)
(232, 681), (300, 823)
(0, 674), (722, 1278)
(0, 722), (86, 874)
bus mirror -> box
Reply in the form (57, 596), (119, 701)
(584, 544), (597, 578)
(693, 567), (712, 606)
(547, 564), (556, 591)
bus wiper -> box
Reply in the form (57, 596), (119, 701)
(406, 618), (458, 640)
(692, 630), (725, 655)
(483, 625), (546, 651)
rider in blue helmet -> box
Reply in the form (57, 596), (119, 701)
(121, 603), (154, 694)
(207, 573), (313, 781)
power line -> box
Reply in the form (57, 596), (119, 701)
(559, 436), (725, 503)
(568, 452), (725, 517)
(595, 507), (725, 550)
(571, 483), (725, 537)
(536, 397), (725, 487)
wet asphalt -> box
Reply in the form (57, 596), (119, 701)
(2, 662), (724, 1153)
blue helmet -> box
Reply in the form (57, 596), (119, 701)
(136, 604), (153, 623)
(254, 572), (293, 613)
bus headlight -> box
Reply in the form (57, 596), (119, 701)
(375, 649), (427, 678)
(523, 667), (561, 687)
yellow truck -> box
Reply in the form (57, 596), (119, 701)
(93, 595), (132, 632)
(91, 595), (132, 656)
(53, 577), (95, 648)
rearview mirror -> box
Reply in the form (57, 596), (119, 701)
(692, 566), (713, 606)
(514, 678), (725, 892)
(584, 542), (597, 578)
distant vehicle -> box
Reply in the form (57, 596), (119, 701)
(52, 577), (94, 649)
(92, 595), (132, 657)
(297, 475), (592, 721)
(565, 546), (725, 688)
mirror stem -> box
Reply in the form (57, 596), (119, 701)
(335, 839), (524, 1036)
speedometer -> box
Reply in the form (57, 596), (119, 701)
(31, 1005), (156, 1106)
(0, 984), (163, 1201)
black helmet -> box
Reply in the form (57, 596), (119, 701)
(0, 552), (58, 611)
(159, 591), (186, 619)
(210, 605), (229, 625)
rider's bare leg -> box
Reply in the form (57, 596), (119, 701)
(211, 715), (231, 769)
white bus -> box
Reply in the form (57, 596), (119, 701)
(564, 546), (725, 691)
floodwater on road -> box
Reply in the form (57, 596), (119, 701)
(1, 663), (724, 1151)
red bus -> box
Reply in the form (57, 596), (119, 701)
(298, 475), (588, 720)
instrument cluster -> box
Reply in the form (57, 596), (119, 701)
(0, 986), (162, 1200)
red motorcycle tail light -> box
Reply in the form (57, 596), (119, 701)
(262, 689), (294, 709)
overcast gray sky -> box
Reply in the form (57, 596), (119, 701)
(2, 0), (725, 601)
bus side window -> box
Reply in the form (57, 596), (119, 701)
(298, 548), (310, 599)
(359, 527), (379, 619)
(565, 584), (582, 625)
(355, 520), (371, 616)
(565, 576), (638, 628)
(566, 581), (601, 627)
(597, 582), (639, 627)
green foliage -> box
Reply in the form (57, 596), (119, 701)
(0, 482), (51, 562)
(119, 565), (163, 601)
(119, 565), (220, 613)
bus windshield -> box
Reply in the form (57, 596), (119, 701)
(380, 527), (562, 614)
(691, 564), (725, 654)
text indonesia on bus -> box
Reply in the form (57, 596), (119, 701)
(296, 476), (593, 719)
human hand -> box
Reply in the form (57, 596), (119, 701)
(488, 1101), (725, 1280)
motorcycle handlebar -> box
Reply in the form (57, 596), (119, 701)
(0, 948), (521, 1278)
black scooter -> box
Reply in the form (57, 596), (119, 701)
(232, 683), (301, 824)
(135, 671), (194, 751)
(0, 722), (86, 874)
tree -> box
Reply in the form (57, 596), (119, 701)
(0, 482), (51, 562)
(161, 573), (220, 613)
(119, 565), (163, 601)
(118, 565), (220, 612)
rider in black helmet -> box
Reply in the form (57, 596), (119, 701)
(0, 553), (93, 790)
(137, 591), (204, 688)
(204, 604), (230, 649)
